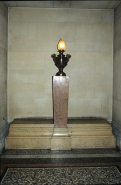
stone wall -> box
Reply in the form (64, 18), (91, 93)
(0, 2), (8, 153)
(112, 2), (121, 150)
(8, 8), (113, 123)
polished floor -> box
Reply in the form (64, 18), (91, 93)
(1, 166), (121, 184)
(1, 149), (121, 175)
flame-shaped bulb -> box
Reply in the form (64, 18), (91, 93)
(57, 38), (66, 51)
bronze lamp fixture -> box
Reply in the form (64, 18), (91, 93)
(51, 38), (71, 76)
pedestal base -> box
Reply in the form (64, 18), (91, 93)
(6, 119), (115, 150)
(51, 128), (71, 150)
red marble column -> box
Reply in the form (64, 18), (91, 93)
(53, 76), (69, 128)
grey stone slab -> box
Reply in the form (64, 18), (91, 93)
(0, 122), (9, 138)
(0, 99), (7, 129)
(0, 138), (5, 154)
(0, 123), (9, 154)
(116, 137), (121, 150)
(1, 153), (121, 159)
(112, 121), (121, 138)
(2, 148), (119, 155)
(107, 1), (120, 9)
(89, 1), (109, 9)
(25, 1), (37, 7)
(35, 1), (53, 8)
(54, 1), (71, 8)
(0, 47), (7, 100)
(112, 121), (121, 150)
(113, 49), (121, 100)
(114, 17), (121, 51)
(101, 10), (113, 23)
(113, 99), (121, 125)
(4, 1), (17, 7)
(20, 8), (101, 23)
(0, 1), (8, 21)
(4, 1), (120, 9)
(0, 3), (7, 148)
(0, 13), (8, 50)
(71, 1), (91, 9)
(114, 2), (121, 22)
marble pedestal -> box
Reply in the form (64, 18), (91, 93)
(52, 76), (69, 128)
(51, 76), (71, 150)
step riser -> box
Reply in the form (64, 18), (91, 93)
(6, 136), (115, 149)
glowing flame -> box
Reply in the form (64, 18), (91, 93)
(57, 38), (66, 51)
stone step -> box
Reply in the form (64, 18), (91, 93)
(6, 119), (115, 149)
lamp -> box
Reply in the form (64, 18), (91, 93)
(51, 38), (71, 76)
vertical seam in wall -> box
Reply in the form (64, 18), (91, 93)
(7, 7), (9, 124)
(101, 10), (102, 23)
(94, 52), (95, 97)
(36, 23), (38, 52)
(112, 9), (114, 120)
(20, 7), (21, 22)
